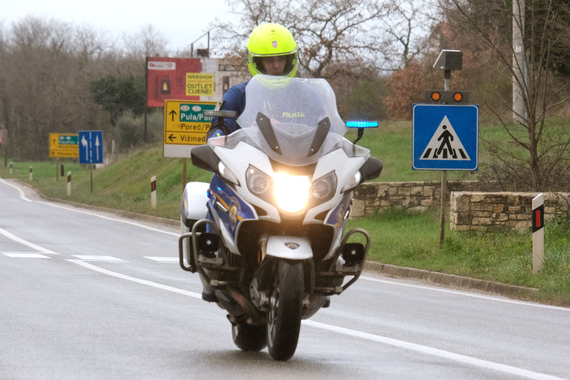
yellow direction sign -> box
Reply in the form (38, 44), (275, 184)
(164, 100), (217, 158)
(49, 133), (79, 158)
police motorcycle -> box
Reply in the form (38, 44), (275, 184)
(178, 74), (382, 361)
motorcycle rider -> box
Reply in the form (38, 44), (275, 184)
(207, 23), (299, 138)
(202, 23), (299, 302)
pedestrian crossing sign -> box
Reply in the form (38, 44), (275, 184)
(412, 104), (478, 170)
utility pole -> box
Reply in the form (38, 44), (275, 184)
(512, 0), (527, 124)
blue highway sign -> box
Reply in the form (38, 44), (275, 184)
(412, 104), (479, 170)
(78, 130), (104, 165)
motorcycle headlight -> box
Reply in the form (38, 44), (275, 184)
(246, 165), (272, 198)
(246, 167), (337, 214)
(274, 173), (311, 213)
(310, 171), (337, 202)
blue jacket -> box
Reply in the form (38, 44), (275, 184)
(210, 81), (249, 137)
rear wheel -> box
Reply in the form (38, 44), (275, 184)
(232, 323), (267, 352)
(267, 260), (304, 361)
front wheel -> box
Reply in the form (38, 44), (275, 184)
(267, 260), (304, 361)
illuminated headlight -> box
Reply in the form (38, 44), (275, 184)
(274, 173), (311, 213)
(246, 166), (337, 213)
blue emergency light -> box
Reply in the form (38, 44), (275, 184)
(346, 121), (379, 145)
(346, 121), (379, 128)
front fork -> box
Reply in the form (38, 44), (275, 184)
(249, 234), (311, 311)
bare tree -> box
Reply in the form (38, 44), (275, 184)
(381, 2), (433, 68)
(440, 0), (570, 191)
(74, 26), (112, 66)
(210, 0), (431, 79)
(0, 17), (115, 160)
(123, 24), (169, 59)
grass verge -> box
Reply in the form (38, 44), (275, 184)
(348, 208), (570, 306)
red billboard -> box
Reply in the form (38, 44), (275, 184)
(146, 57), (202, 107)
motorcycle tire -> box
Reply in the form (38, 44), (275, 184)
(232, 323), (267, 352)
(267, 260), (304, 361)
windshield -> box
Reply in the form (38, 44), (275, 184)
(211, 75), (353, 166)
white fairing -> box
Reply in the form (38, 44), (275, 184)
(304, 149), (365, 224)
(205, 75), (373, 261)
(182, 182), (210, 221)
(266, 236), (313, 260)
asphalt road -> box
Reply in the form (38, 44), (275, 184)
(1, 178), (569, 380)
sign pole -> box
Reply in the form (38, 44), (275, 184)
(440, 171), (447, 247)
(183, 158), (187, 190)
(144, 57), (149, 143)
(439, 69), (452, 247)
(419, 51), (475, 247)
(532, 193), (545, 273)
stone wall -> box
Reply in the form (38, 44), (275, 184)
(351, 181), (478, 218)
(450, 192), (570, 232)
(351, 182), (570, 232)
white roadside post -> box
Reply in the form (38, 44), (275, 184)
(151, 176), (157, 209)
(9, 163), (13, 175)
(29, 166), (33, 181)
(67, 171), (72, 196)
(532, 193), (544, 274)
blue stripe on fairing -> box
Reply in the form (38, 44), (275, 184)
(209, 174), (256, 239)
(325, 193), (352, 226)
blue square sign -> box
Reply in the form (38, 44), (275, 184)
(78, 130), (104, 165)
(412, 104), (479, 170)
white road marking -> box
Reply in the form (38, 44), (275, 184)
(3, 253), (49, 258)
(68, 259), (566, 380)
(40, 201), (180, 237)
(144, 256), (178, 263)
(0, 178), (32, 202)
(0, 178), (178, 237)
(72, 255), (124, 262)
(360, 275), (570, 312)
(68, 260), (201, 299)
(303, 320), (566, 380)
(0, 227), (58, 254)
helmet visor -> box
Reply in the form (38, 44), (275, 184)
(251, 52), (297, 76)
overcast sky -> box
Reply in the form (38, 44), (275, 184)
(1, 0), (233, 52)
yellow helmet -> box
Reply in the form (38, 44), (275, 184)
(247, 23), (298, 77)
